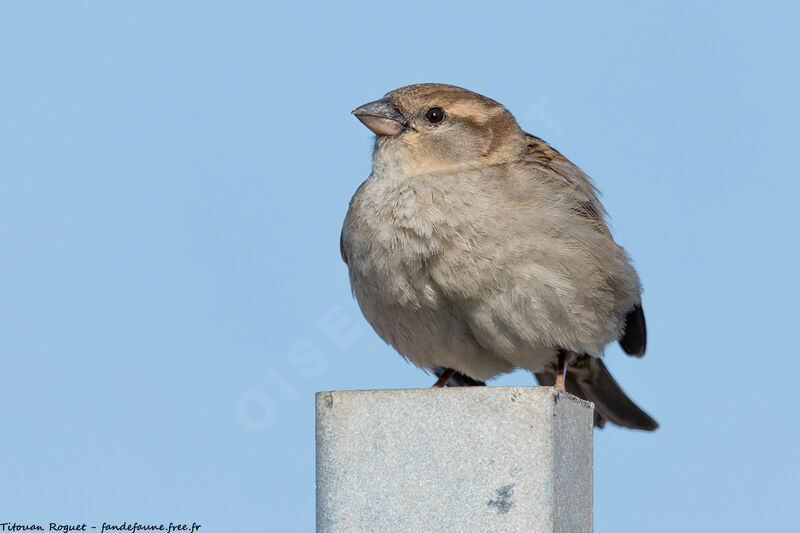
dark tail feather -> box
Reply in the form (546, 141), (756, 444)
(535, 355), (658, 431)
(619, 304), (646, 357)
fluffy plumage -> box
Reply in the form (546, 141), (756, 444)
(342, 83), (657, 430)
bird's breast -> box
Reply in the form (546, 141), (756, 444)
(343, 172), (482, 310)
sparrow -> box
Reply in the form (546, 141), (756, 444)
(341, 83), (657, 430)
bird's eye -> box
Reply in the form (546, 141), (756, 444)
(424, 106), (445, 124)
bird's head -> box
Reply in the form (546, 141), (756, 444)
(352, 83), (527, 177)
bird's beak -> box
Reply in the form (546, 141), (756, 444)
(352, 97), (406, 136)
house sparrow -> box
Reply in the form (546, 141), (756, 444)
(341, 83), (657, 430)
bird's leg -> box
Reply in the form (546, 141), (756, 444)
(432, 368), (455, 388)
(555, 352), (567, 391)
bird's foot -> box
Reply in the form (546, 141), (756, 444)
(555, 352), (567, 391)
(432, 368), (455, 388)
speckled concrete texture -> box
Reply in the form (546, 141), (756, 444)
(316, 386), (593, 532)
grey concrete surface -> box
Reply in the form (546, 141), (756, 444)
(316, 386), (593, 532)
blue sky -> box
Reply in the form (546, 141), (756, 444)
(1, 1), (798, 531)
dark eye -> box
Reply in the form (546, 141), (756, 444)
(424, 106), (445, 124)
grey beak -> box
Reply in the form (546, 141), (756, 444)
(352, 97), (406, 136)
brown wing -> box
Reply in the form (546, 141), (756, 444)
(523, 133), (611, 236)
(524, 133), (646, 356)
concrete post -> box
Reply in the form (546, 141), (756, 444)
(316, 386), (593, 532)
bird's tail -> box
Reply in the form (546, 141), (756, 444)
(534, 355), (658, 431)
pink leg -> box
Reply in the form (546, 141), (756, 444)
(432, 368), (455, 388)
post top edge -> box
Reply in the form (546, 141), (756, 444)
(315, 386), (593, 410)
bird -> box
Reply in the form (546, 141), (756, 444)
(340, 83), (657, 431)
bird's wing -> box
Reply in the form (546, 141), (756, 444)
(522, 133), (611, 236)
(522, 132), (647, 357)
(340, 229), (348, 265)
